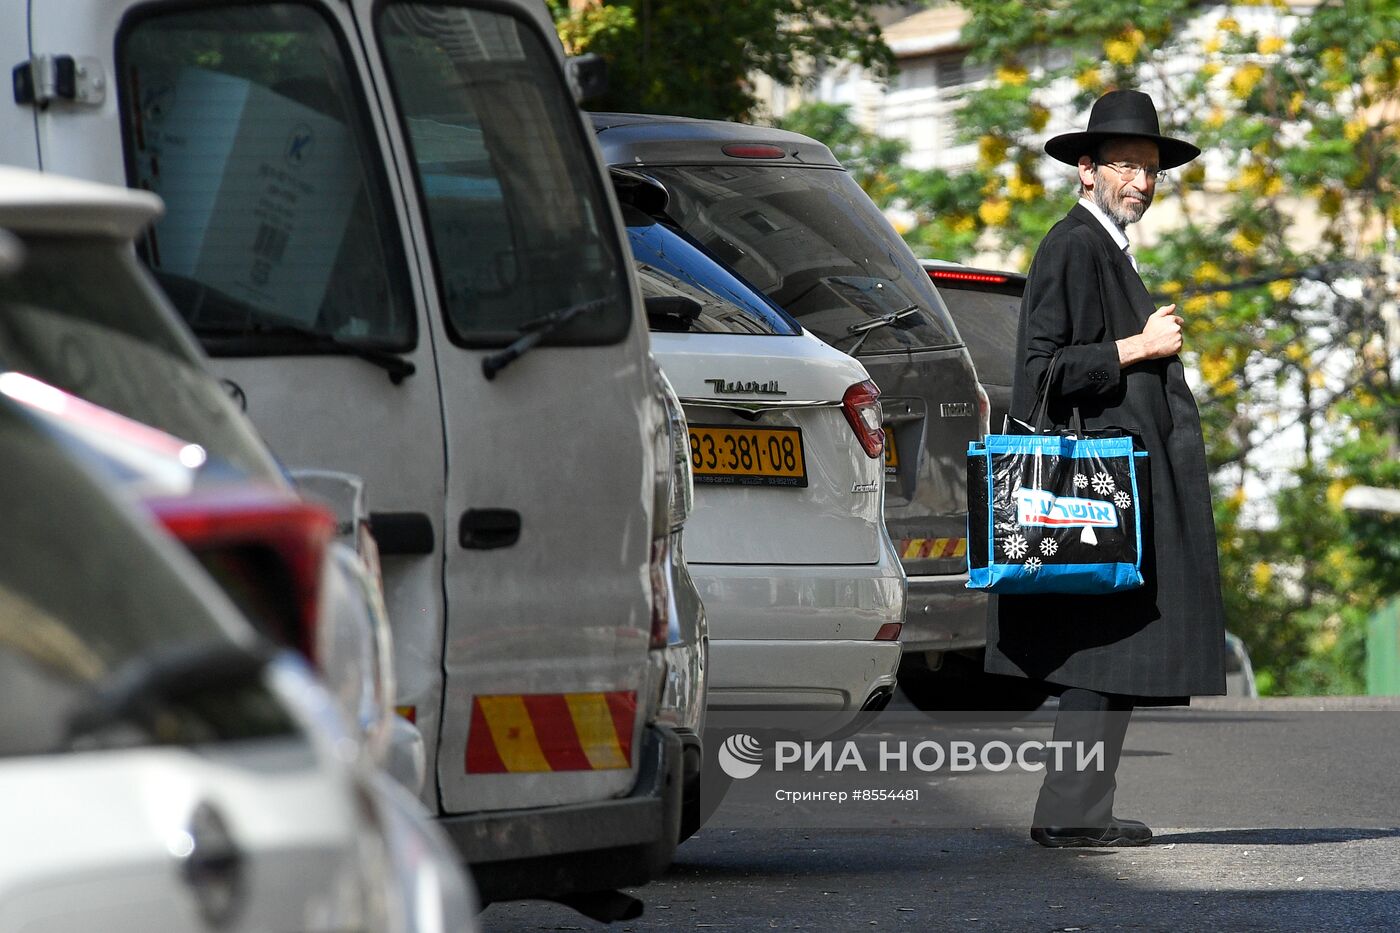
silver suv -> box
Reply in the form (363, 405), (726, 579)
(593, 114), (987, 700)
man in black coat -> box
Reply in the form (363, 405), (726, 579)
(984, 89), (1227, 847)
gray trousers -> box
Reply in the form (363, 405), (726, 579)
(1032, 687), (1135, 829)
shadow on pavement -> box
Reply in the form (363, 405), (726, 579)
(1155, 826), (1400, 846)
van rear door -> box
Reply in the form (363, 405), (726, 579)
(367, 2), (656, 813)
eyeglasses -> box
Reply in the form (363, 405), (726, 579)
(1098, 160), (1169, 183)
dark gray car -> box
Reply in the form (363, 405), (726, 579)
(906, 261), (1049, 709)
(920, 262), (1025, 438)
(592, 114), (988, 702)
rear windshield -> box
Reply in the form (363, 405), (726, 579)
(0, 404), (296, 758)
(645, 165), (960, 354)
(0, 237), (284, 481)
(626, 216), (799, 336)
(377, 4), (629, 347)
(928, 277), (1022, 386)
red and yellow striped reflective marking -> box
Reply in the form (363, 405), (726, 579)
(465, 691), (636, 774)
(900, 537), (967, 560)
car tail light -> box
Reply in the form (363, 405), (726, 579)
(874, 623), (903, 641)
(658, 371), (694, 531)
(927, 269), (1009, 284)
(646, 364), (687, 650)
(722, 143), (787, 159)
(841, 380), (884, 459)
(147, 490), (336, 662)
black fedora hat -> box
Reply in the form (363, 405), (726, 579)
(1045, 89), (1200, 169)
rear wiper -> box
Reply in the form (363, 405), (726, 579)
(200, 322), (416, 385)
(842, 305), (921, 355)
(482, 298), (610, 381)
(64, 641), (269, 747)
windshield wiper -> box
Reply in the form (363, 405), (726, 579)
(842, 305), (921, 355)
(64, 641), (270, 748)
(482, 298), (610, 381)
(200, 321), (416, 385)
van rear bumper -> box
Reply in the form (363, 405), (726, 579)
(437, 724), (683, 902)
(899, 573), (987, 653)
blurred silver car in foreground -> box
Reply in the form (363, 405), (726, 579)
(0, 383), (476, 932)
(0, 169), (475, 930)
(0, 164), (417, 781)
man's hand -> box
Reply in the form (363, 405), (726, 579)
(1118, 304), (1183, 366)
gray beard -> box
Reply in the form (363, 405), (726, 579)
(1092, 180), (1147, 228)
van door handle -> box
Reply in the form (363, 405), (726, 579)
(459, 509), (521, 549)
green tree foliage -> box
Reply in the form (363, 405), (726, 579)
(916, 0), (1400, 693)
(772, 102), (908, 204)
(546, 0), (894, 120)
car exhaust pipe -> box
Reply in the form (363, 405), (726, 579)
(556, 890), (645, 923)
(860, 684), (895, 713)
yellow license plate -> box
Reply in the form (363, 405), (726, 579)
(883, 427), (899, 474)
(688, 424), (807, 487)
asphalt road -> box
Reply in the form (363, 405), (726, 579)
(482, 697), (1400, 932)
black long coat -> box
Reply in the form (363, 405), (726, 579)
(984, 203), (1227, 699)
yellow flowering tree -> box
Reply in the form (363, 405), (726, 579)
(933, 0), (1400, 694)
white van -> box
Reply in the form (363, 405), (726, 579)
(2, 0), (683, 905)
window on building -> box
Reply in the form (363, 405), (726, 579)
(895, 58), (936, 92)
(935, 53), (989, 93)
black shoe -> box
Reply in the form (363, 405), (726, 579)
(1031, 818), (1153, 848)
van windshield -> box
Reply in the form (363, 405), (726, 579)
(644, 165), (961, 355)
(377, 4), (629, 347)
(119, 4), (416, 354)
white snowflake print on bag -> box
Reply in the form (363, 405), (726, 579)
(1024, 556), (1042, 573)
(1091, 472), (1116, 495)
(1114, 490), (1132, 510)
(1039, 538), (1058, 556)
(1074, 473), (1089, 489)
(1003, 534), (1029, 560)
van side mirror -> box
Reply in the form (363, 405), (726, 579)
(566, 53), (608, 103)
(644, 295), (702, 333)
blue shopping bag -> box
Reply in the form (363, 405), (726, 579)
(965, 429), (1149, 595)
